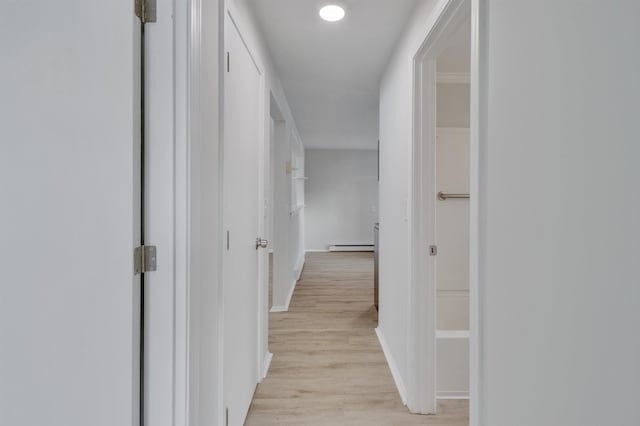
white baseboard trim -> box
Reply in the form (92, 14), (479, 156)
(261, 351), (273, 380)
(436, 391), (469, 400)
(437, 72), (471, 84)
(329, 245), (374, 252)
(270, 255), (304, 313)
(305, 249), (330, 253)
(294, 254), (305, 281)
(375, 327), (407, 405)
(437, 289), (470, 299)
(270, 278), (297, 313)
(436, 329), (470, 339)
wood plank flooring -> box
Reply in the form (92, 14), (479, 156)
(245, 252), (469, 425)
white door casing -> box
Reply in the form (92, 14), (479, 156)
(0, 2), (140, 426)
(222, 11), (263, 426)
(144, 0), (179, 424)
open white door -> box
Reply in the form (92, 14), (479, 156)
(223, 12), (263, 426)
(0, 2), (140, 426)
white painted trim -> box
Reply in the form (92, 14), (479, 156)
(328, 242), (375, 246)
(375, 328), (408, 405)
(172, 0), (191, 425)
(294, 254), (305, 281)
(437, 126), (471, 135)
(437, 72), (470, 84)
(260, 352), (273, 380)
(328, 245), (375, 252)
(436, 330), (470, 339)
(305, 249), (331, 253)
(410, 0), (474, 417)
(270, 277), (297, 313)
(469, 1), (483, 425)
(437, 391), (470, 400)
(437, 289), (470, 298)
(216, 1), (226, 424)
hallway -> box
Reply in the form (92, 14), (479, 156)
(246, 252), (468, 425)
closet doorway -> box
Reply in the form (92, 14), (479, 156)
(409, 0), (476, 417)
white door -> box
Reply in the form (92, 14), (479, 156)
(0, 2), (140, 426)
(223, 15), (262, 426)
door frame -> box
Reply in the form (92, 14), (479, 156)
(260, 93), (288, 380)
(167, 0), (225, 425)
(409, 0), (480, 421)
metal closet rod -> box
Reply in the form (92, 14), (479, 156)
(438, 191), (470, 201)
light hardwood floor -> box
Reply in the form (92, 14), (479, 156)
(246, 252), (469, 425)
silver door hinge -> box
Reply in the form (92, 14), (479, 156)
(134, 245), (157, 274)
(135, 0), (157, 23)
(429, 245), (438, 256)
(227, 52), (230, 72)
(225, 408), (229, 426)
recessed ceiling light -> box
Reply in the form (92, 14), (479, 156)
(319, 4), (345, 22)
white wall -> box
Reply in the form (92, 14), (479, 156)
(305, 149), (379, 251)
(437, 83), (470, 127)
(377, 0), (440, 401)
(289, 138), (306, 281)
(380, 0), (640, 424)
(271, 121), (306, 311)
(477, 2), (640, 425)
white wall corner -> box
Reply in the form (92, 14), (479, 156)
(375, 328), (408, 405)
(437, 391), (470, 400)
(270, 278), (297, 313)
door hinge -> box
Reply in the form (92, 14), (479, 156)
(227, 52), (230, 72)
(134, 245), (157, 274)
(429, 245), (438, 256)
(135, 0), (157, 23)
(225, 408), (229, 426)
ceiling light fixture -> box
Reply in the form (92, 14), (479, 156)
(319, 4), (345, 22)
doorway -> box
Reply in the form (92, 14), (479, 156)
(267, 97), (291, 314)
(259, 94), (287, 381)
(434, 18), (471, 403)
(409, 0), (477, 419)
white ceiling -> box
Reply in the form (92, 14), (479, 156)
(248, 0), (418, 150)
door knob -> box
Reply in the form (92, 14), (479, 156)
(256, 238), (268, 249)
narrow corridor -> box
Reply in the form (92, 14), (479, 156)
(245, 252), (468, 425)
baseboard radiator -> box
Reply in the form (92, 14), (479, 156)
(328, 244), (374, 252)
